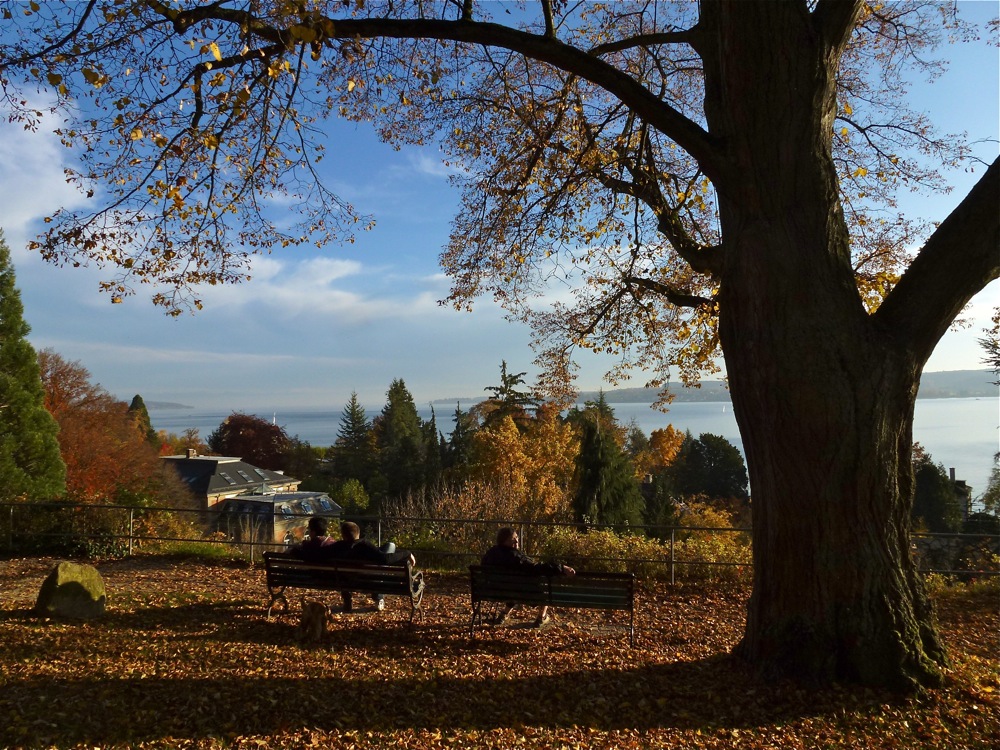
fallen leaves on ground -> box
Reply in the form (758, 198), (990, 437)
(0, 555), (996, 749)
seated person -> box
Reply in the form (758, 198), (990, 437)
(326, 521), (416, 612)
(290, 516), (337, 562)
(481, 526), (574, 627)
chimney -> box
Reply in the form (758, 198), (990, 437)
(949, 467), (956, 482)
(186, 448), (197, 459)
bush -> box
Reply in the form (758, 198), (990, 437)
(671, 502), (752, 583)
(540, 526), (668, 578)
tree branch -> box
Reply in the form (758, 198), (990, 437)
(622, 276), (714, 309)
(140, 5), (726, 182)
(875, 157), (1000, 365)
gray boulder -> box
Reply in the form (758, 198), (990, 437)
(34, 562), (107, 619)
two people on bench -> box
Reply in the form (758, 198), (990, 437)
(294, 517), (415, 612)
(482, 526), (574, 628)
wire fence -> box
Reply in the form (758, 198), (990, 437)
(1, 500), (997, 583)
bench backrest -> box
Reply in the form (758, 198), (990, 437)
(265, 551), (413, 596)
(469, 565), (634, 610)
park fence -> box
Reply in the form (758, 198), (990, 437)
(1, 500), (997, 583)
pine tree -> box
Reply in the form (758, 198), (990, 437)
(422, 406), (443, 488)
(332, 392), (373, 485)
(444, 402), (476, 481)
(482, 360), (539, 430)
(374, 379), (426, 506)
(572, 416), (644, 527)
(0, 229), (66, 501)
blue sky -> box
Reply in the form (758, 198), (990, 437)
(1, 3), (997, 412)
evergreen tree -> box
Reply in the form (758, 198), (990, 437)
(482, 360), (539, 430)
(0, 230), (66, 502)
(332, 392), (373, 485)
(643, 475), (681, 539)
(624, 421), (650, 464)
(564, 391), (626, 446)
(422, 406), (443, 488)
(572, 416), (644, 527)
(126, 394), (159, 445)
(444, 402), (476, 482)
(374, 379), (426, 505)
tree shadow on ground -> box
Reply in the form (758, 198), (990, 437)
(0, 652), (901, 748)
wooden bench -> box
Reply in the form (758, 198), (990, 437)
(468, 565), (635, 644)
(263, 551), (425, 623)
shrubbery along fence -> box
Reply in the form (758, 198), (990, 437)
(1, 501), (996, 583)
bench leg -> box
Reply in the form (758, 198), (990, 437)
(469, 601), (483, 638)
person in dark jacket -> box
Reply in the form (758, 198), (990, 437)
(325, 521), (416, 612)
(481, 526), (574, 627)
(291, 516), (338, 562)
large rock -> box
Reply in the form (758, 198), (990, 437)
(34, 562), (107, 620)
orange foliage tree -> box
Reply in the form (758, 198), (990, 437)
(38, 349), (193, 508)
(469, 408), (579, 520)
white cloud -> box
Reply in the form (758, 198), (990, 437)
(404, 149), (461, 179)
(0, 109), (91, 259)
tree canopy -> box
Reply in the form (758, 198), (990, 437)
(208, 412), (291, 470)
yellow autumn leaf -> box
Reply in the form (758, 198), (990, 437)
(347, 79), (356, 92)
(292, 25), (317, 43)
(209, 42), (222, 62)
(130, 128), (143, 141)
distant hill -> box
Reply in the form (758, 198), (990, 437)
(144, 401), (194, 410)
(432, 370), (997, 406)
(917, 370), (998, 399)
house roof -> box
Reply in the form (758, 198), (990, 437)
(161, 454), (299, 498)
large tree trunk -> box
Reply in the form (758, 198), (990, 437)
(701, 2), (946, 689)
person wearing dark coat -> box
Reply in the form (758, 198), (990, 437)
(291, 516), (338, 562)
(324, 521), (415, 612)
(481, 526), (574, 627)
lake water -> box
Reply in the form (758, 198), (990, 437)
(149, 397), (999, 496)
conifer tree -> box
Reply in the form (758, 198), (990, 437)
(444, 403), (477, 482)
(422, 406), (443, 488)
(332, 392), (373, 485)
(482, 360), (539, 430)
(373, 379), (426, 505)
(0, 229), (66, 501)
(572, 416), (644, 527)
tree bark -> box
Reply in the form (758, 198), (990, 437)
(702, 2), (952, 689)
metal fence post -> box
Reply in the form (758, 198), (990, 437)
(128, 508), (134, 557)
(670, 528), (676, 585)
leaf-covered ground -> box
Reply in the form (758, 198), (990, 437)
(0, 556), (996, 749)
